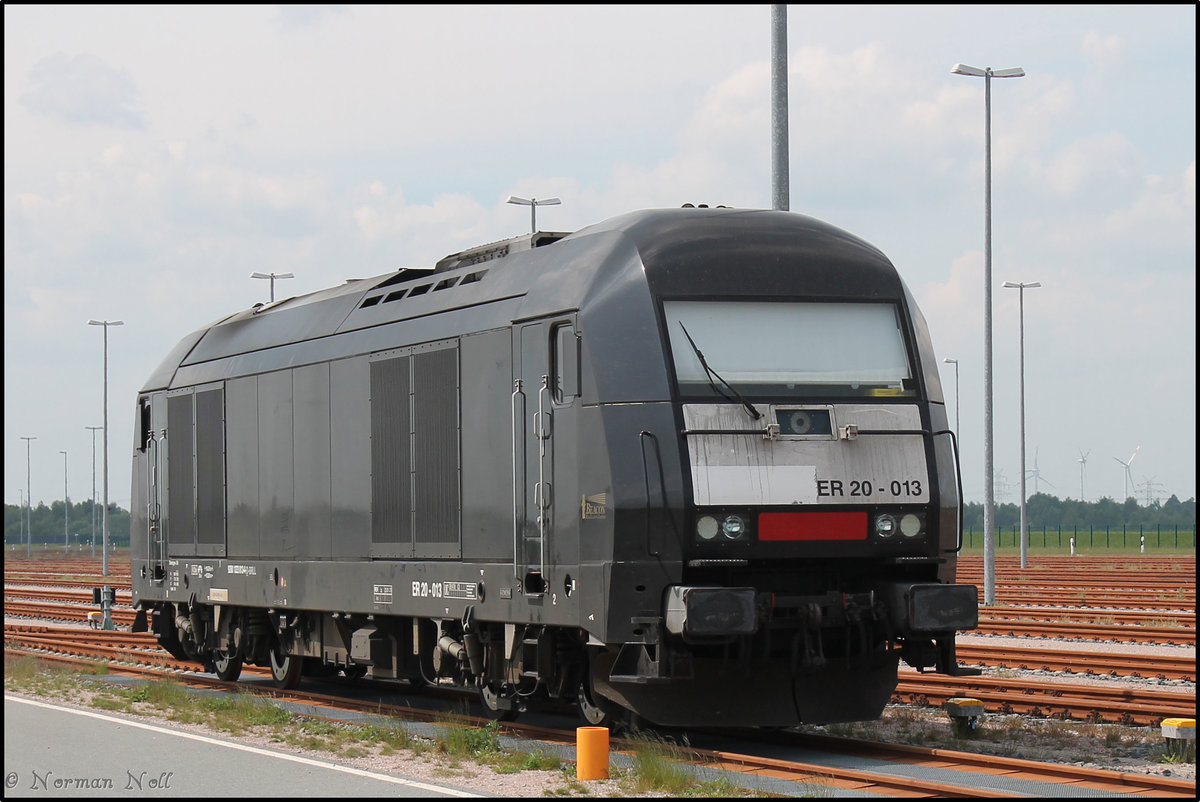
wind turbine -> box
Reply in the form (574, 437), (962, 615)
(1077, 449), (1090, 501)
(1025, 448), (1054, 496)
(1112, 445), (1140, 500)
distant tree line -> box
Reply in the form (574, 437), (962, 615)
(963, 492), (1196, 531)
(4, 500), (131, 548)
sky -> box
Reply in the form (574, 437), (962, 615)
(4, 4), (1195, 518)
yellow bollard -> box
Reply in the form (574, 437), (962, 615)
(576, 726), (610, 780)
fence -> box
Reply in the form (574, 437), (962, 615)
(961, 524), (1196, 551)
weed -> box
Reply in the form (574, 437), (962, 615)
(285, 732), (335, 751)
(201, 691), (293, 727)
(359, 722), (415, 751)
(618, 731), (765, 797)
(624, 732), (695, 795)
(3, 655), (46, 684)
(89, 695), (128, 712)
(130, 679), (188, 709)
(1158, 741), (1196, 764)
(491, 750), (561, 774)
(435, 715), (503, 758)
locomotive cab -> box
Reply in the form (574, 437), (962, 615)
(581, 209), (979, 727)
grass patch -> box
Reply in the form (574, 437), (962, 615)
(88, 694), (129, 713)
(433, 712), (503, 760)
(3, 655), (81, 696)
(197, 690), (295, 732)
(4, 655), (48, 684)
(130, 678), (189, 709)
(620, 731), (765, 797)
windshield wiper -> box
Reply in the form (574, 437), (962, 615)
(677, 321), (762, 420)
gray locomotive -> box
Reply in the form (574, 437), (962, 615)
(130, 206), (978, 728)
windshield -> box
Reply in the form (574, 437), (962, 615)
(663, 300), (914, 398)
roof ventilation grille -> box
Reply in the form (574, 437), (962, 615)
(433, 230), (569, 273)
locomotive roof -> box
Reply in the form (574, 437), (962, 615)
(141, 207), (903, 392)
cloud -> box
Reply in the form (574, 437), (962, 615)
(274, 4), (350, 31)
(1037, 132), (1140, 196)
(19, 53), (147, 130)
(1014, 160), (1196, 276)
(1101, 160), (1197, 243)
(1081, 29), (1127, 74)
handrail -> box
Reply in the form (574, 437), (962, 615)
(681, 427), (932, 437)
(639, 431), (666, 558)
(934, 427), (965, 553)
(535, 374), (552, 580)
(510, 379), (525, 580)
(145, 431), (157, 575)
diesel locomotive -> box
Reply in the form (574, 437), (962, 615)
(130, 206), (979, 728)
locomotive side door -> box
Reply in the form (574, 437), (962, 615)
(512, 314), (580, 596)
(137, 392), (169, 582)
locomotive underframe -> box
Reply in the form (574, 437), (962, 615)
(133, 552), (974, 726)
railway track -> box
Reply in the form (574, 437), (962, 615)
(954, 641), (1195, 682)
(4, 645), (1193, 798)
(893, 670), (1195, 725)
(978, 591), (1194, 610)
(981, 604), (1195, 628)
(3, 600), (139, 627)
(973, 617), (1195, 646)
(6, 623), (1193, 727)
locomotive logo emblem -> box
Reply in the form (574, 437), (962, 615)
(581, 492), (608, 520)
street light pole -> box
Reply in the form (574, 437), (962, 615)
(86, 426), (102, 557)
(21, 436), (36, 558)
(771, 4), (789, 211)
(250, 271), (294, 303)
(1003, 281), (1041, 570)
(505, 195), (561, 233)
(943, 358), (960, 437)
(88, 319), (124, 576)
(60, 450), (69, 554)
(952, 62), (1025, 606)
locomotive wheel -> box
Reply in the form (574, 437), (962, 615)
(479, 682), (519, 722)
(576, 680), (616, 727)
(269, 645), (303, 690)
(213, 649), (243, 682)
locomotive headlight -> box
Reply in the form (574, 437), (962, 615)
(899, 513), (923, 538)
(721, 514), (747, 540)
(696, 515), (720, 541)
(775, 408), (833, 437)
(874, 513), (897, 538)
(787, 411), (813, 434)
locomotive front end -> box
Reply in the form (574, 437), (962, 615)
(591, 209), (978, 728)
